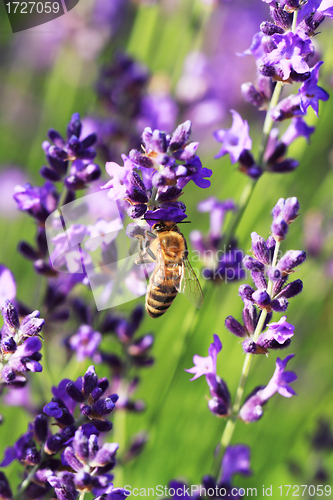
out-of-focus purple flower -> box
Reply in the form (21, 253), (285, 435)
(220, 445), (252, 484)
(43, 113), (98, 182)
(197, 197), (236, 242)
(281, 117), (315, 145)
(214, 110), (252, 163)
(298, 62), (330, 116)
(0, 266), (16, 307)
(318, 0), (333, 18)
(0, 167), (27, 219)
(102, 156), (136, 201)
(13, 182), (58, 223)
(239, 354), (297, 422)
(68, 325), (102, 362)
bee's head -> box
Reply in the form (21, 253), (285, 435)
(152, 221), (175, 232)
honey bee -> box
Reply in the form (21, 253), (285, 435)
(135, 220), (203, 318)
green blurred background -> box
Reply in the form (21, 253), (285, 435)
(1, 0), (333, 496)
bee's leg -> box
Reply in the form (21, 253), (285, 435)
(146, 247), (157, 261)
(146, 230), (157, 239)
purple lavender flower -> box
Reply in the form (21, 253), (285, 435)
(0, 302), (44, 385)
(239, 354), (297, 422)
(220, 445), (252, 484)
(253, 316), (295, 351)
(48, 428), (119, 496)
(186, 335), (231, 417)
(102, 121), (211, 223)
(298, 62), (330, 116)
(214, 110), (252, 163)
(185, 334), (222, 380)
(43, 113), (98, 180)
(68, 325), (102, 362)
(13, 182), (58, 223)
(261, 32), (312, 81)
(281, 117), (315, 145)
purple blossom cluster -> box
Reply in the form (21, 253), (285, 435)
(0, 300), (44, 385)
(0, 365), (129, 500)
(214, 0), (331, 178)
(102, 120), (212, 224)
(13, 113), (102, 282)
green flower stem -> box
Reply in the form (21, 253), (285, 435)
(14, 451), (47, 500)
(257, 81), (283, 168)
(213, 240), (281, 480)
(224, 178), (256, 247)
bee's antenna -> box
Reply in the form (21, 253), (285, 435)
(178, 220), (191, 224)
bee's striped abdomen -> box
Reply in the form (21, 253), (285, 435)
(146, 271), (179, 318)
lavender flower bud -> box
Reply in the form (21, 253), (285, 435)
(242, 303), (258, 334)
(242, 340), (267, 355)
(40, 166), (61, 182)
(208, 397), (229, 417)
(251, 232), (270, 265)
(241, 83), (264, 108)
(169, 120), (191, 152)
(90, 420), (113, 432)
(97, 377), (109, 394)
(1, 336), (16, 354)
(277, 279), (303, 299)
(251, 270), (267, 291)
(2, 365), (16, 382)
(267, 267), (282, 281)
(282, 197), (300, 224)
(238, 284), (255, 302)
(252, 290), (271, 307)
(272, 276), (287, 297)
(0, 472), (12, 500)
(34, 260), (58, 277)
(128, 204), (147, 219)
(17, 241), (39, 261)
(45, 434), (63, 455)
(91, 397), (116, 416)
(2, 301), (20, 332)
(83, 366), (98, 399)
(73, 430), (89, 464)
(34, 414), (49, 443)
(20, 316), (45, 338)
(128, 335), (154, 356)
(260, 21), (285, 36)
(277, 250), (306, 274)
(271, 216), (288, 241)
(270, 297), (289, 312)
(66, 382), (85, 403)
(225, 316), (247, 338)
(243, 256), (264, 272)
(90, 387), (103, 402)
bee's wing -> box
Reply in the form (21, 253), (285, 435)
(176, 257), (204, 308)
